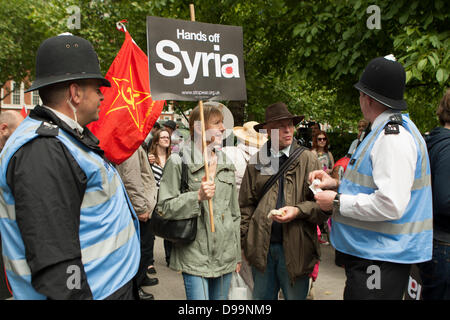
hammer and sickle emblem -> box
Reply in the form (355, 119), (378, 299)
(121, 86), (139, 110)
(105, 66), (152, 131)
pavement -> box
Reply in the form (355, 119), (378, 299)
(142, 236), (346, 300)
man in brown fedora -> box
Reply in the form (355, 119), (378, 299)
(239, 102), (330, 300)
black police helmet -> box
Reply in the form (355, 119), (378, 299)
(354, 55), (407, 110)
(26, 33), (110, 92)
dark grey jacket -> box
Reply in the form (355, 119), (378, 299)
(425, 127), (450, 242)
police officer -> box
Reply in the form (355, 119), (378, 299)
(0, 34), (141, 299)
(310, 55), (433, 299)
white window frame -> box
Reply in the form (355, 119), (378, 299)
(32, 90), (41, 106)
(11, 81), (23, 105)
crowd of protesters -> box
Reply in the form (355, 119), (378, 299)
(0, 33), (449, 302)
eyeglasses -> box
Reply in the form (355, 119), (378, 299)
(317, 137), (327, 141)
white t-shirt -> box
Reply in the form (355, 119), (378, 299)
(340, 110), (418, 222)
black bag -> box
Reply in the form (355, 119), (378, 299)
(149, 153), (198, 244)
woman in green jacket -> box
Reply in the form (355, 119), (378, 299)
(157, 103), (241, 300)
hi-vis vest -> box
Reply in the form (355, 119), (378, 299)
(331, 114), (433, 263)
(0, 117), (140, 299)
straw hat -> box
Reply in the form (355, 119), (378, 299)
(233, 121), (268, 148)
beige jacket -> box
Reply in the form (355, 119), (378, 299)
(116, 146), (157, 215)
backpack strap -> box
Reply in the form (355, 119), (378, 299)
(179, 151), (189, 193)
(258, 146), (306, 200)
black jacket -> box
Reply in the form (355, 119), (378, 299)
(425, 127), (450, 242)
(6, 106), (133, 299)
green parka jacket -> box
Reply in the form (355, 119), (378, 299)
(239, 140), (330, 284)
(157, 143), (241, 277)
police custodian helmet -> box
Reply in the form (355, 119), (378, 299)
(354, 54), (407, 111)
(25, 33), (110, 92)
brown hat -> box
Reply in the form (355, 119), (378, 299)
(254, 102), (304, 131)
(233, 121), (268, 148)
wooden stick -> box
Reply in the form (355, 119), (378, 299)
(189, 3), (195, 21)
(190, 4), (215, 233)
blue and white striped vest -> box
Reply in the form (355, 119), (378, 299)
(331, 114), (433, 263)
(0, 117), (140, 299)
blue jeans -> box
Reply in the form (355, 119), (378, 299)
(252, 243), (309, 300)
(418, 240), (450, 300)
(182, 273), (232, 300)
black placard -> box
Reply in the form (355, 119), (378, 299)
(147, 16), (247, 101)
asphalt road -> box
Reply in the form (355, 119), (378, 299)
(142, 237), (346, 300)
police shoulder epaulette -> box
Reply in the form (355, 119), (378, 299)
(384, 114), (403, 135)
(36, 121), (59, 137)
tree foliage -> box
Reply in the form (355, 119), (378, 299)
(0, 0), (448, 133)
(0, 0), (49, 94)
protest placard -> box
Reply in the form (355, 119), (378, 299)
(147, 15), (246, 102)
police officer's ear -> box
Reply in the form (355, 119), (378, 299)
(0, 122), (8, 137)
(360, 93), (377, 109)
(360, 92), (370, 103)
(68, 81), (85, 105)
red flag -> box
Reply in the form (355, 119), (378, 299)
(20, 106), (27, 118)
(333, 156), (351, 172)
(87, 23), (165, 164)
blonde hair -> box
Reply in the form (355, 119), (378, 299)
(188, 103), (224, 139)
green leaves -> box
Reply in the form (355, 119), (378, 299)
(417, 58), (428, 71)
(1, 0), (447, 134)
(436, 68), (449, 85)
(342, 28), (354, 41)
(428, 55), (437, 68)
(389, 0), (449, 98)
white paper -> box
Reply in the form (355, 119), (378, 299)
(309, 179), (323, 195)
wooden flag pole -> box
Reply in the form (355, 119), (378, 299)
(190, 3), (215, 233)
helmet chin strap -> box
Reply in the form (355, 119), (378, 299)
(67, 97), (78, 124)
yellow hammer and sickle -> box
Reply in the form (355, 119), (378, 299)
(105, 66), (152, 132)
(122, 87), (141, 110)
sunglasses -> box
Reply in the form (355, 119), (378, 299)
(317, 137), (327, 141)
